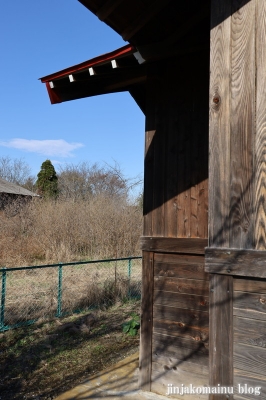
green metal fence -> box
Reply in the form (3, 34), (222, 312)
(0, 256), (142, 332)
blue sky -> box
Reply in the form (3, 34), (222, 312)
(0, 0), (144, 187)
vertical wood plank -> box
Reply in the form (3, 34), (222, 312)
(143, 127), (155, 237)
(164, 63), (178, 238)
(209, 2), (233, 397)
(199, 53), (209, 240)
(177, 95), (191, 238)
(198, 176), (208, 239)
(151, 66), (165, 237)
(209, 0), (231, 248)
(143, 65), (158, 237)
(190, 60), (200, 239)
(209, 274), (233, 400)
(191, 53), (209, 239)
(139, 251), (154, 390)
(230, 0), (255, 249)
(255, 0), (266, 250)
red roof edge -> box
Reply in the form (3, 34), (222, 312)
(40, 44), (135, 83)
(45, 82), (62, 104)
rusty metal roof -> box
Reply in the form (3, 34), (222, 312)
(0, 177), (39, 197)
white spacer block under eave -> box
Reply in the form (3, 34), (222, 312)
(111, 59), (118, 68)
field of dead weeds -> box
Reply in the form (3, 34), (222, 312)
(0, 195), (142, 268)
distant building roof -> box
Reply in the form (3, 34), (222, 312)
(0, 177), (39, 197)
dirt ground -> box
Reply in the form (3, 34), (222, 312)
(0, 300), (140, 400)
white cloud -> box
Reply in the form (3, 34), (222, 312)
(50, 159), (66, 165)
(0, 138), (84, 158)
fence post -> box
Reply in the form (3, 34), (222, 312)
(0, 268), (7, 331)
(56, 263), (63, 318)
(128, 258), (132, 298)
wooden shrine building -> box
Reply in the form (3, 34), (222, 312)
(41, 1), (266, 398)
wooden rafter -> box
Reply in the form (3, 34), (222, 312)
(137, 6), (210, 60)
(46, 64), (147, 104)
(121, 0), (172, 41)
(96, 0), (125, 21)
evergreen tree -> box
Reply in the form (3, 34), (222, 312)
(36, 160), (58, 198)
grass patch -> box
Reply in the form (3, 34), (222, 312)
(2, 261), (142, 328)
(0, 300), (140, 400)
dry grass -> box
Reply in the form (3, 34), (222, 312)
(0, 300), (140, 400)
(3, 260), (142, 328)
(0, 194), (142, 267)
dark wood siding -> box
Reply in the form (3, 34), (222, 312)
(140, 50), (209, 395)
(143, 52), (209, 239)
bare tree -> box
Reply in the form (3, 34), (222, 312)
(57, 162), (131, 200)
(0, 156), (34, 186)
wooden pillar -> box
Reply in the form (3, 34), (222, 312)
(208, 1), (234, 397)
(208, 0), (266, 398)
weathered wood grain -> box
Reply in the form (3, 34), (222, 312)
(144, 54), (209, 241)
(230, 0), (255, 249)
(209, 273), (233, 398)
(255, 0), (266, 250)
(155, 253), (206, 264)
(143, 66), (158, 237)
(154, 290), (209, 311)
(153, 318), (209, 343)
(151, 366), (208, 400)
(190, 53), (209, 239)
(139, 251), (154, 390)
(233, 291), (266, 320)
(151, 72), (165, 238)
(163, 64), (178, 238)
(153, 305), (209, 328)
(234, 342), (266, 375)
(209, 0), (231, 248)
(234, 368), (266, 399)
(176, 92), (191, 239)
(152, 355), (209, 376)
(197, 178), (208, 239)
(234, 277), (266, 294)
(154, 276), (209, 296)
(143, 126), (155, 236)
(141, 237), (207, 254)
(153, 330), (208, 350)
(154, 254), (207, 280)
(205, 247), (266, 278)
(153, 334), (208, 366)
(190, 99), (199, 240)
(234, 315), (266, 348)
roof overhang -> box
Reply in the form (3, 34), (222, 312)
(40, 1), (210, 114)
(77, 0), (210, 54)
(40, 44), (147, 112)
